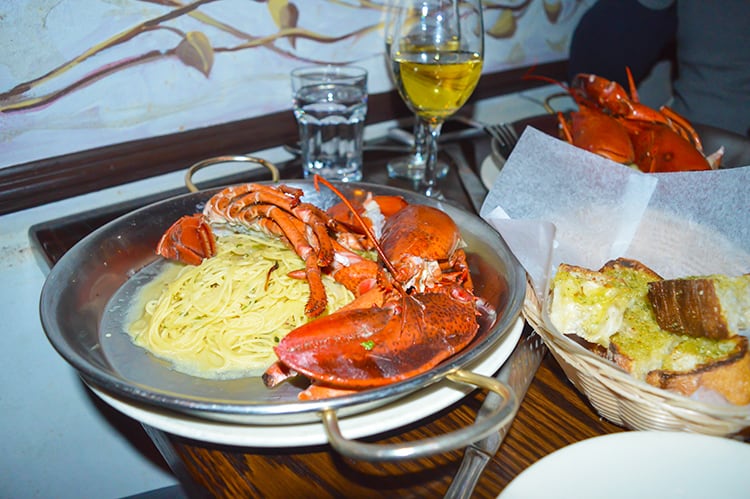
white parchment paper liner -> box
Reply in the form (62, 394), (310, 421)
(480, 127), (750, 300)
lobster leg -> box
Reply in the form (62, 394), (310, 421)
(625, 66), (640, 104)
(302, 253), (328, 317)
(261, 361), (297, 388)
(290, 202), (335, 267)
(236, 204), (330, 317)
(441, 248), (474, 292)
(658, 106), (704, 151)
(297, 384), (359, 401)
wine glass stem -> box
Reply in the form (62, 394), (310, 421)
(413, 118), (428, 165)
(421, 119), (444, 198)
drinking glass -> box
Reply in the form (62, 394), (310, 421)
(387, 0), (484, 197)
(291, 65), (368, 182)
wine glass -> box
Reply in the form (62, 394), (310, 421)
(384, 5), (447, 182)
(387, 0), (484, 198)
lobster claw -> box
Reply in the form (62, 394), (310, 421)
(156, 214), (216, 265)
(628, 123), (712, 173)
(273, 288), (479, 390)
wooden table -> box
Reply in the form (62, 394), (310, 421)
(145, 351), (624, 498)
(127, 131), (627, 499)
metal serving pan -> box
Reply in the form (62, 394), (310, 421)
(40, 178), (527, 459)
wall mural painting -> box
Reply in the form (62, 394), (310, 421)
(0, 0), (588, 169)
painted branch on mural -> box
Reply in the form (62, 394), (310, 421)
(0, 0), (588, 168)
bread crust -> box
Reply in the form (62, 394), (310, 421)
(648, 278), (729, 339)
(645, 337), (750, 405)
(565, 333), (609, 358)
(599, 258), (662, 280)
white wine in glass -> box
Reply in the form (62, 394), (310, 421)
(388, 0), (484, 198)
(384, 6), (448, 182)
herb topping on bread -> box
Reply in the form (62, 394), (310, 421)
(548, 258), (750, 405)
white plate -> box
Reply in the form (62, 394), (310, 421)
(480, 152), (505, 190)
(90, 318), (524, 448)
(499, 431), (750, 499)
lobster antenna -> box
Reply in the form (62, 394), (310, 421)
(313, 176), (402, 284)
(522, 66), (570, 92)
(523, 67), (580, 112)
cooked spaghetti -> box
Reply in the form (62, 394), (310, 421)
(128, 232), (355, 379)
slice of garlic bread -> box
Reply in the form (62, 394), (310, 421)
(598, 259), (672, 379)
(547, 258), (750, 405)
(548, 263), (632, 347)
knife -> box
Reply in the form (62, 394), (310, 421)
(442, 144), (488, 215)
(444, 326), (547, 499)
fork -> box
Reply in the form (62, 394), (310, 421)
(483, 122), (519, 159)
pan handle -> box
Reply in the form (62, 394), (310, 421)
(319, 369), (517, 461)
(184, 155), (280, 192)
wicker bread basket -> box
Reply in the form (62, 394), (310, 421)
(521, 282), (750, 437)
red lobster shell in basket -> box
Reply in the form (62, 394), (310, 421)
(155, 177), (482, 398)
(532, 69), (724, 173)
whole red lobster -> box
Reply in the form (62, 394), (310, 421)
(530, 69), (723, 173)
(155, 177), (483, 399)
